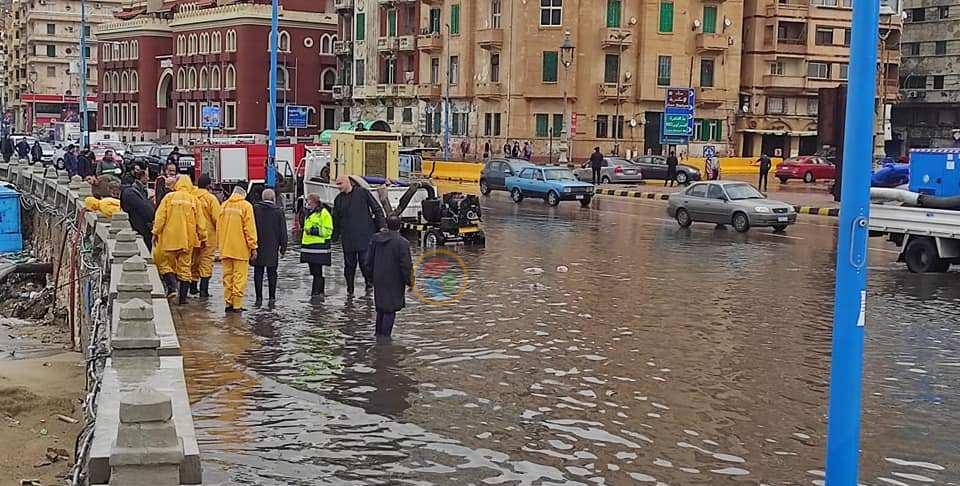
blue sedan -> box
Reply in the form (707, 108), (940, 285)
(506, 166), (595, 207)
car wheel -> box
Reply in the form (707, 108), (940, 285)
(803, 171), (815, 183)
(579, 196), (592, 208)
(904, 237), (948, 273)
(510, 187), (524, 203)
(601, 176), (611, 184)
(479, 179), (491, 195)
(546, 191), (560, 207)
(424, 229), (445, 248)
(732, 212), (751, 233)
(772, 224), (788, 233)
(778, 177), (789, 184)
(676, 208), (693, 228)
(675, 171), (689, 185)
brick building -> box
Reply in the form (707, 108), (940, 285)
(95, 0), (337, 144)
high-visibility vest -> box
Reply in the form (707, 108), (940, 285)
(301, 207), (333, 253)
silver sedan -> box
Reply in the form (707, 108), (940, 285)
(666, 181), (797, 233)
(573, 157), (643, 184)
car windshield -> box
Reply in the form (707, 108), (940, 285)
(128, 144), (153, 155)
(725, 184), (765, 200)
(544, 169), (577, 181)
(40, 143), (53, 151)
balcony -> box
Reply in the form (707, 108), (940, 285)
(417, 33), (442, 51)
(762, 74), (806, 91)
(395, 84), (416, 97)
(475, 82), (504, 99)
(333, 40), (353, 56)
(765, 1), (809, 18)
(600, 27), (634, 49)
(476, 28), (503, 50)
(695, 86), (727, 105)
(377, 36), (398, 52)
(374, 84), (397, 96)
(421, 0), (443, 5)
(397, 35), (415, 51)
(696, 33), (730, 52)
(775, 38), (808, 55)
(418, 83), (441, 97)
(598, 82), (632, 100)
(333, 85), (352, 100)
(334, 0), (354, 11)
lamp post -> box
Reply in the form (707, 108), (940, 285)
(79, 0), (88, 147)
(612, 31), (631, 156)
(266, 0), (279, 188)
(558, 30), (575, 164)
(443, 23), (451, 160)
(28, 70), (37, 134)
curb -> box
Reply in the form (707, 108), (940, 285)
(593, 188), (840, 217)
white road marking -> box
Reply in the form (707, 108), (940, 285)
(763, 233), (805, 240)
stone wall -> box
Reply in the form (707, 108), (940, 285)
(0, 160), (201, 485)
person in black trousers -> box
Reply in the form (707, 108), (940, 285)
(333, 175), (385, 295)
(758, 153), (772, 191)
(120, 164), (156, 250)
(252, 188), (288, 307)
(366, 215), (413, 339)
(589, 147), (604, 184)
(665, 151), (679, 187)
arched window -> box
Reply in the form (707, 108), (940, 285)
(121, 71), (129, 92)
(210, 65), (221, 90)
(211, 32), (221, 53)
(131, 71), (139, 91)
(102, 71), (110, 93)
(200, 32), (209, 54)
(188, 34), (198, 55)
(177, 35), (185, 56)
(112, 72), (120, 93)
(102, 45), (110, 62)
(320, 34), (331, 54)
(276, 66), (289, 90)
(278, 30), (291, 52)
(131, 40), (138, 59)
(225, 64), (236, 90)
(176, 68), (185, 91)
(226, 30), (237, 52)
(321, 68), (336, 92)
(188, 67), (197, 90)
(113, 43), (120, 60)
(199, 66), (209, 90)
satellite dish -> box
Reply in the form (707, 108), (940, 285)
(693, 19), (702, 29)
(724, 17), (733, 27)
(741, 104), (750, 113)
(624, 71), (633, 80)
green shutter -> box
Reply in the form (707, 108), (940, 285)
(659, 2), (674, 33)
(356, 13), (365, 41)
(607, 0), (622, 28)
(536, 114), (549, 137)
(552, 114), (563, 137)
(715, 119), (723, 141)
(703, 6), (717, 33)
(451, 4), (461, 35)
(542, 51), (558, 82)
(388, 10), (397, 36)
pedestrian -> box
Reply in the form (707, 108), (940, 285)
(191, 174), (221, 298)
(164, 161), (179, 179)
(252, 188), (288, 306)
(483, 140), (491, 159)
(300, 193), (333, 297)
(665, 150), (679, 187)
(366, 215), (413, 339)
(120, 164), (156, 250)
(31, 140), (43, 164)
(63, 145), (78, 177)
(758, 153), (772, 191)
(333, 175), (386, 295)
(15, 138), (30, 161)
(97, 149), (122, 177)
(0, 136), (12, 163)
(512, 141), (521, 158)
(502, 140), (511, 156)
(77, 147), (93, 178)
(153, 175), (206, 304)
(522, 141), (533, 161)
(589, 147), (604, 184)
(166, 147), (181, 166)
(460, 138), (470, 159)
(217, 186), (258, 313)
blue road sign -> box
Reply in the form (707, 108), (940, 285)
(285, 105), (309, 129)
(662, 88), (695, 144)
(200, 105), (221, 129)
(703, 145), (716, 158)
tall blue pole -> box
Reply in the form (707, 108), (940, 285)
(79, 0), (88, 147)
(824, 0), (879, 482)
(266, 0), (279, 188)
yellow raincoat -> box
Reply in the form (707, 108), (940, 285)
(84, 197), (121, 218)
(153, 176), (206, 282)
(217, 193), (258, 309)
(191, 187), (221, 282)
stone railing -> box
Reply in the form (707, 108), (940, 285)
(0, 160), (200, 485)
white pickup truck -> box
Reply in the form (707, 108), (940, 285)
(870, 189), (960, 273)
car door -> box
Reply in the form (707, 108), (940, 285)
(703, 183), (731, 223)
(530, 169), (547, 196)
(487, 160), (505, 190)
(645, 156), (668, 180)
(515, 167), (533, 194)
(683, 183), (710, 220)
(573, 161), (590, 180)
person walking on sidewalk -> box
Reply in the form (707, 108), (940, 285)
(300, 193), (333, 297)
(333, 175), (385, 295)
(758, 153), (772, 192)
(252, 188), (288, 306)
(589, 147), (604, 184)
(153, 175), (205, 304)
(366, 215), (413, 339)
(120, 166), (155, 250)
(217, 186), (258, 313)
(665, 151), (679, 187)
(190, 174), (221, 298)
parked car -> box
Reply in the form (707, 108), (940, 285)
(775, 155), (836, 184)
(506, 166), (595, 207)
(667, 181), (797, 233)
(572, 157), (643, 184)
(136, 144), (179, 178)
(39, 142), (55, 165)
(632, 155), (702, 184)
(125, 142), (156, 158)
(479, 158), (536, 195)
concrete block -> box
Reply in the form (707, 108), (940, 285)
(110, 297), (180, 357)
(111, 262), (164, 302)
(112, 230), (140, 262)
(77, 180), (93, 197)
(69, 175), (82, 191)
(118, 388), (173, 424)
(58, 170), (70, 185)
(119, 298), (155, 321)
(112, 298), (160, 355)
(109, 212), (132, 237)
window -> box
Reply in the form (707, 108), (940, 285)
(46, 66), (55, 77)
(940, 6), (950, 18)
(449, 56), (460, 85)
(177, 68), (185, 90)
(702, 5), (717, 34)
(356, 13), (366, 41)
(46, 23), (55, 35)
(687, 184), (707, 197)
(700, 59), (715, 87)
(909, 8), (925, 21)
(177, 102), (186, 128)
(211, 66), (221, 89)
(188, 102), (197, 128)
(769, 61), (784, 75)
(430, 58), (440, 84)
(604, 54), (620, 84)
(451, 4), (461, 35)
(542, 51), (558, 83)
(657, 56), (671, 86)
(451, 112), (469, 136)
(121, 71), (129, 91)
(212, 32), (221, 53)
(903, 76), (926, 89)
(707, 184), (725, 200)
(46, 44), (56, 57)
(177, 35), (186, 55)
(226, 30), (237, 51)
(84, 46), (91, 59)
(484, 113), (502, 136)
(189, 34), (197, 55)
(321, 68), (336, 91)
(224, 102), (237, 129)
(131, 103), (138, 128)
(596, 115), (609, 138)
(490, 53), (500, 82)
(121, 42), (128, 60)
(553, 114), (564, 137)
(84, 25), (91, 37)
(188, 67), (197, 90)
(386, 106), (395, 122)
(905, 42), (920, 55)
(934, 75), (945, 89)
(659, 1), (674, 33)
(356, 59), (366, 86)
(320, 34), (331, 54)
(122, 104), (128, 127)
(837, 63), (848, 80)
(425, 110), (442, 134)
(607, 0), (622, 27)
(131, 40), (138, 58)
(429, 8), (441, 33)
(200, 32), (209, 54)
(807, 61), (829, 79)
(278, 31), (291, 52)
(491, 0), (502, 28)
(807, 97), (818, 116)
(225, 64), (236, 90)
(936, 40), (947, 55)
(535, 114), (549, 137)
(402, 107), (413, 124)
(276, 66), (289, 90)
(540, 0), (563, 26)
(815, 27), (833, 45)
(766, 96), (784, 114)
(843, 28), (851, 46)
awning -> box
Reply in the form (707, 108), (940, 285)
(741, 128), (817, 137)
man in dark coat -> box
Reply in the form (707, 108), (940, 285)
(31, 141), (43, 164)
(0, 136), (13, 163)
(77, 147), (93, 178)
(15, 138), (30, 160)
(64, 145), (78, 177)
(366, 215), (413, 339)
(757, 153), (772, 191)
(589, 147), (604, 183)
(665, 150), (679, 187)
(252, 188), (288, 307)
(333, 175), (386, 295)
(120, 164), (156, 250)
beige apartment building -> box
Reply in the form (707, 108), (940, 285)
(337, 0), (745, 161)
(739, 0), (902, 157)
(1, 0), (123, 133)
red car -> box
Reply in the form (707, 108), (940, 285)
(775, 155), (837, 184)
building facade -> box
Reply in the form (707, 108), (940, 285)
(891, 1), (960, 152)
(1, 0), (119, 134)
(335, 0), (745, 161)
(739, 0), (901, 158)
(95, 0), (337, 144)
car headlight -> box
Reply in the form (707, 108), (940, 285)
(563, 187), (571, 193)
(754, 206), (771, 213)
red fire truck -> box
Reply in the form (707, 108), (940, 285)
(191, 143), (318, 204)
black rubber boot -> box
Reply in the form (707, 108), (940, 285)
(189, 281), (199, 295)
(163, 274), (177, 298)
(199, 278), (211, 298)
(312, 276), (325, 296)
(177, 281), (190, 305)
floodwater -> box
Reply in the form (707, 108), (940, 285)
(174, 195), (960, 485)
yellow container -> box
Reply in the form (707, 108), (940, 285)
(329, 131), (402, 180)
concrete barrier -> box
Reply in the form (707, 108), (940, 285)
(423, 160), (483, 183)
(680, 157), (786, 176)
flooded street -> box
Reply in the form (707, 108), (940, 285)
(174, 195), (960, 485)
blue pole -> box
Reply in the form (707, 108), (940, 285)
(824, 0), (879, 482)
(79, 0), (88, 147)
(266, 0), (279, 188)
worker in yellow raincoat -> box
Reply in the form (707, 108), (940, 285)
(153, 175), (206, 304)
(217, 186), (258, 313)
(190, 174), (221, 298)
(152, 175), (178, 297)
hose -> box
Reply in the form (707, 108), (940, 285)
(870, 187), (960, 210)
(392, 181), (437, 218)
(918, 194), (960, 209)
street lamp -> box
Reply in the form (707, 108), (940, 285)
(28, 70), (37, 134)
(266, 0), (279, 188)
(612, 31), (631, 156)
(558, 30), (575, 164)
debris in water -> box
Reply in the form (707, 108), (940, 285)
(523, 267), (544, 275)
(556, 265), (569, 273)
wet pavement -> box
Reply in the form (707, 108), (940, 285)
(173, 194), (960, 485)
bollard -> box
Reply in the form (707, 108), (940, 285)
(113, 229), (140, 262)
(109, 212), (132, 239)
(117, 256), (153, 304)
(68, 175), (82, 191)
(112, 298), (160, 357)
(31, 165), (45, 196)
(44, 167), (58, 202)
(109, 387), (184, 486)
(77, 179), (93, 198)
(58, 170), (70, 185)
